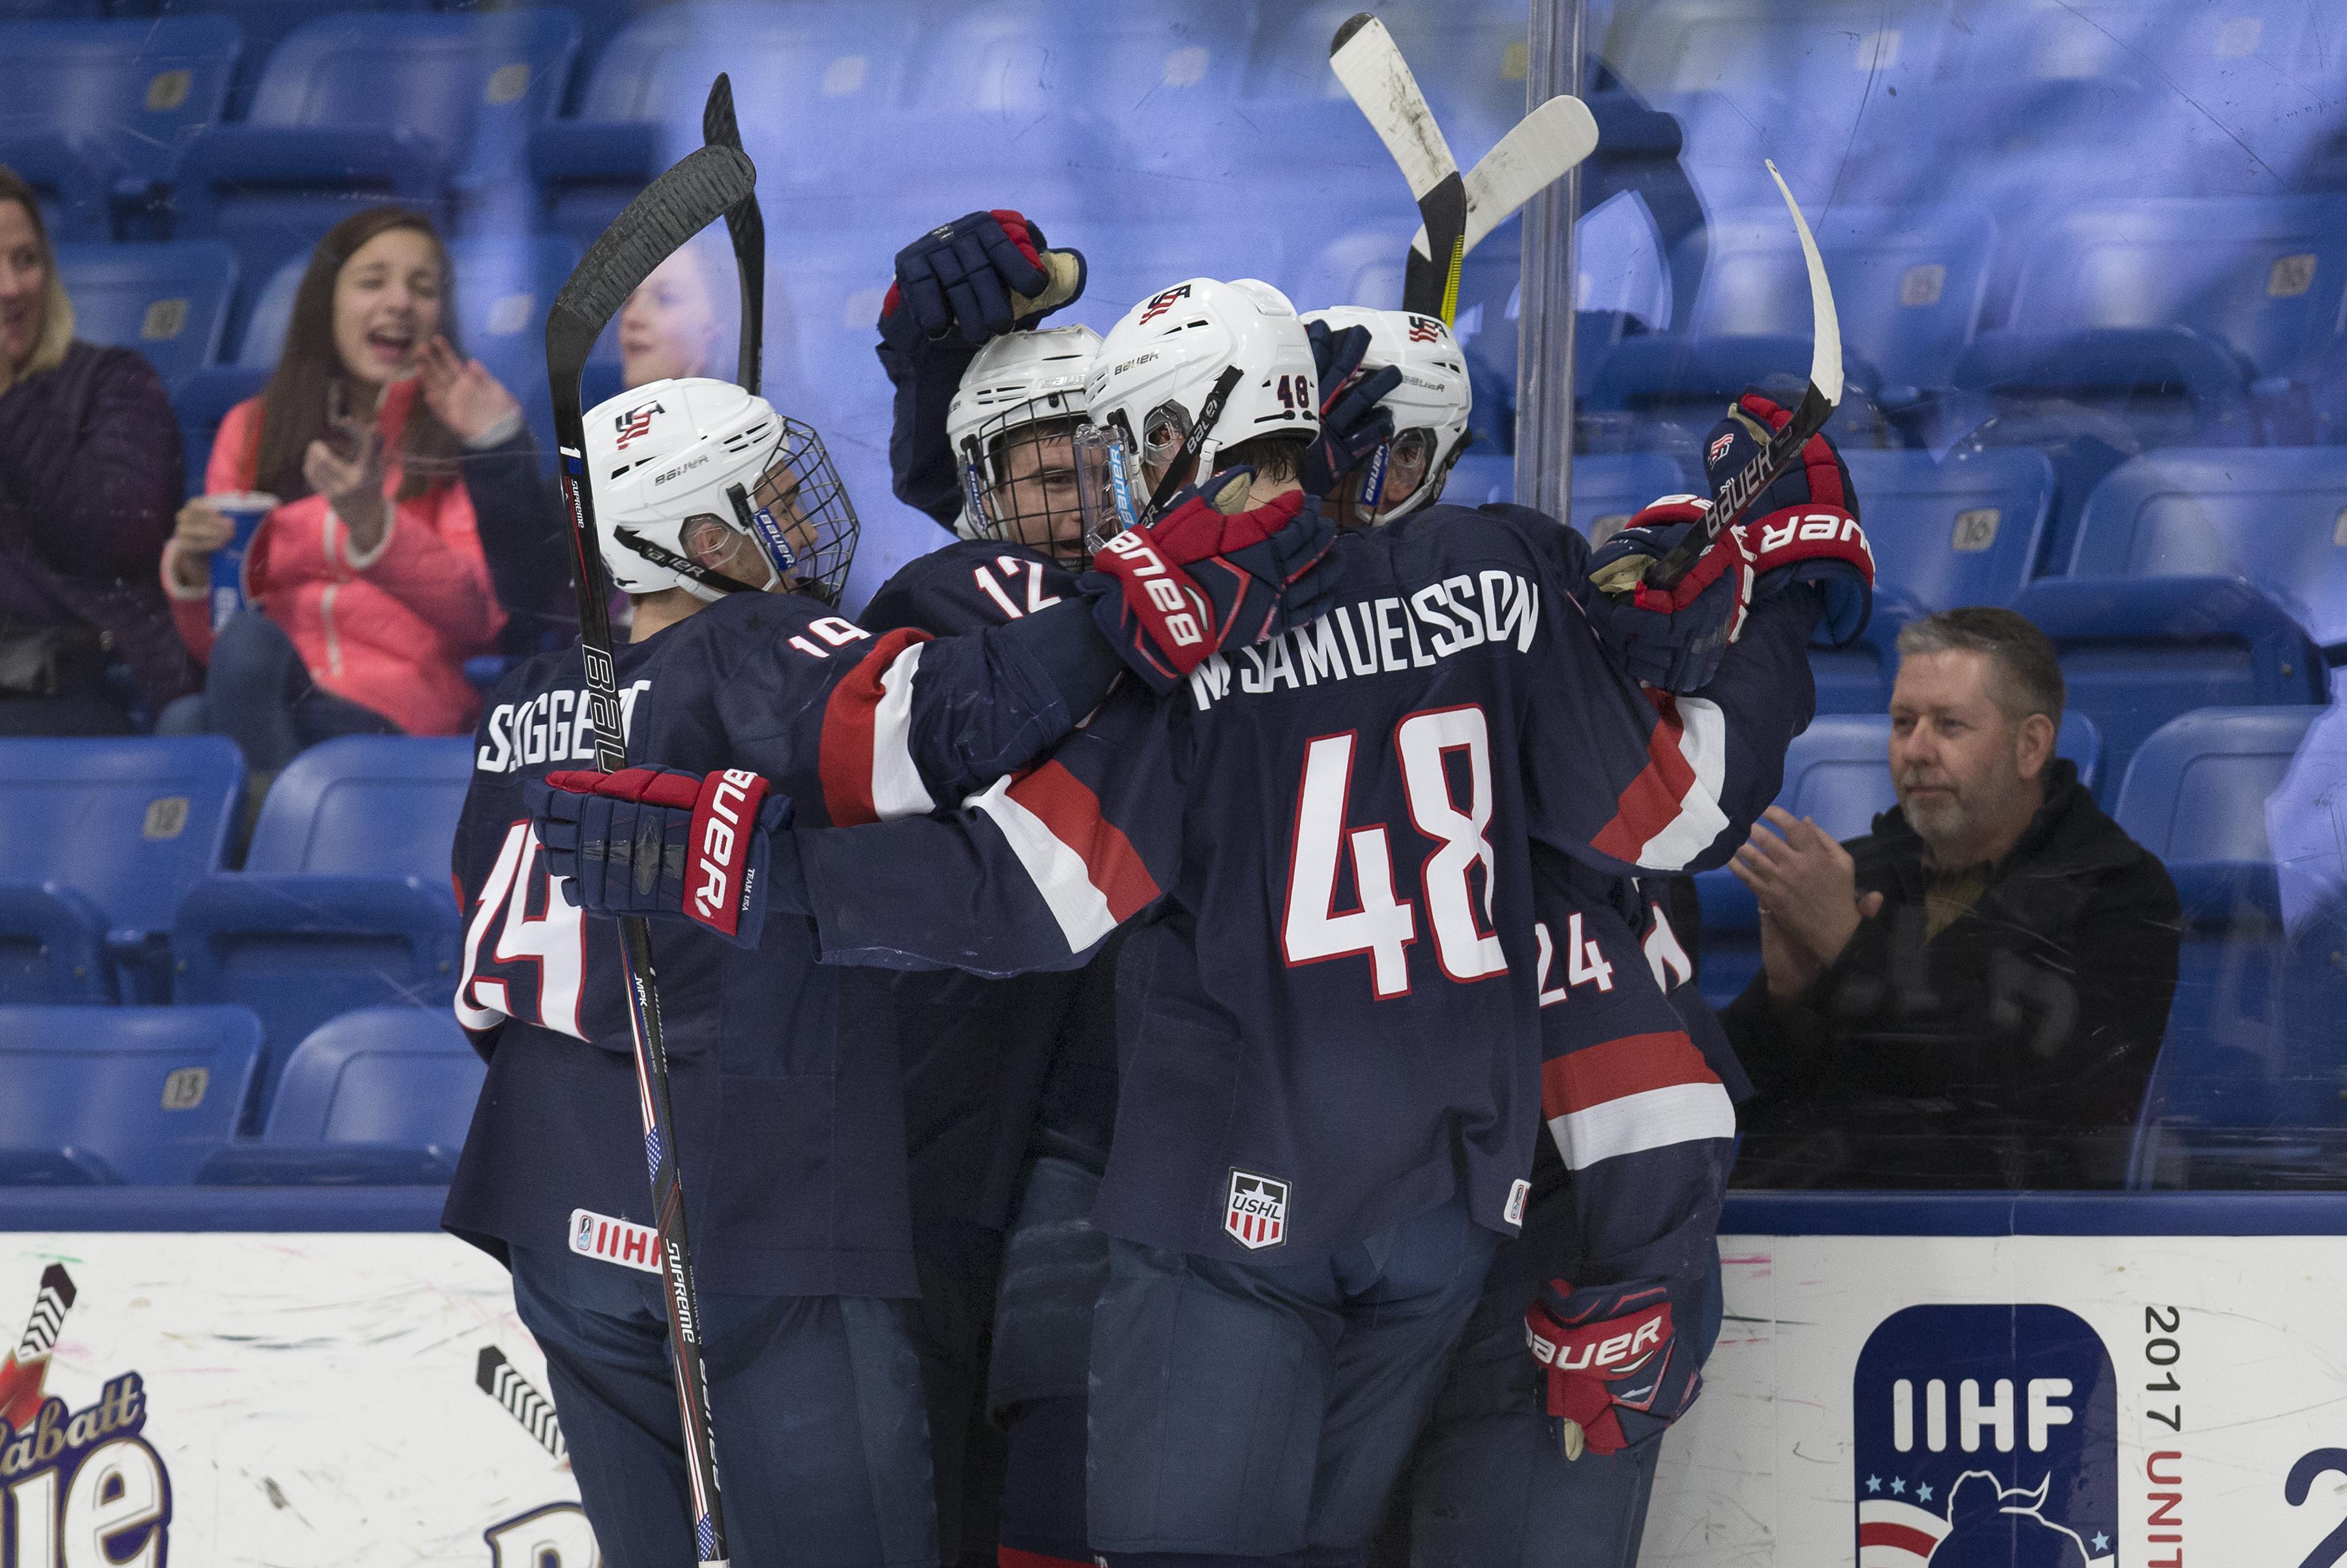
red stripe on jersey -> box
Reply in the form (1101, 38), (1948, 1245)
(1541, 1029), (1718, 1119)
(1009, 759), (1161, 921)
(1857, 1521), (1940, 1558)
(1591, 692), (1694, 863)
(999, 1549), (1093, 1568)
(817, 627), (930, 827)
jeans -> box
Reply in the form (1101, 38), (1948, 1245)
(162, 610), (397, 772)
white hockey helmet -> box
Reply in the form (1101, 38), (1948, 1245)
(1299, 305), (1473, 524)
(945, 324), (1102, 565)
(1084, 277), (1318, 524)
(583, 376), (859, 604)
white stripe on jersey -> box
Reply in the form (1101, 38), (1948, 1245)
(871, 642), (937, 821)
(1634, 695), (1730, 871)
(967, 776), (1119, 953)
(1546, 1080), (1736, 1170)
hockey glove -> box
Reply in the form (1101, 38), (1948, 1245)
(878, 209), (1086, 349)
(1082, 470), (1341, 694)
(1700, 387), (1872, 648)
(527, 767), (798, 949)
(1582, 499), (1755, 692)
(1301, 319), (1402, 503)
(1525, 1277), (1700, 1460)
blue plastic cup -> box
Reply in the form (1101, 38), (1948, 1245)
(203, 492), (278, 631)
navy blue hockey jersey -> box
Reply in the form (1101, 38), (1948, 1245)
(787, 503), (1819, 1264)
(441, 587), (1099, 1296)
(857, 536), (1114, 1228)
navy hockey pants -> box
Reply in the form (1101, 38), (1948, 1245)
(508, 1244), (939, 1568)
(1087, 1191), (1499, 1563)
(1381, 1247), (1725, 1567)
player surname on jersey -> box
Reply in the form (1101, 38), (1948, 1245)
(1187, 568), (1542, 711)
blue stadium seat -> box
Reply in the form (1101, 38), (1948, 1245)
(170, 737), (473, 1122)
(0, 1005), (259, 1184)
(2067, 449), (2347, 653)
(2112, 707), (2337, 1187)
(52, 239), (238, 389)
(0, 737), (244, 1003)
(446, 231), (579, 458)
(1562, 452), (1694, 542)
(2012, 574), (2329, 796)
(533, 1), (911, 248)
(153, 0), (432, 119)
(197, 1006), (484, 1184)
(1844, 446), (2054, 613)
(175, 8), (579, 303)
(1677, 205), (1998, 393)
(170, 248), (299, 493)
(1696, 709), (2104, 1009)
(1955, 197), (2347, 447)
(0, 16), (241, 239)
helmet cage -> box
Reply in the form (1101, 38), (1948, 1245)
(958, 404), (1094, 569)
(731, 415), (859, 605)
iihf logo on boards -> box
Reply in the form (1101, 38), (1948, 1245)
(1853, 1305), (2118, 1567)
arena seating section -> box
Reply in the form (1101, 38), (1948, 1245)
(5, 0), (2344, 1191)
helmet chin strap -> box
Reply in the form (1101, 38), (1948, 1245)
(612, 525), (767, 598)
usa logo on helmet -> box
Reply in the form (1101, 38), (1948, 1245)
(1139, 284), (1194, 325)
(615, 400), (665, 449)
(1224, 1169), (1289, 1249)
(1406, 314), (1443, 343)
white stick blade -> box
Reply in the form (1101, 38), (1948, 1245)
(1766, 158), (1844, 406)
(1330, 12), (1459, 201)
(1412, 95), (1601, 259)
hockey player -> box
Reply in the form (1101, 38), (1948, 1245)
(863, 209), (1112, 1567)
(443, 370), (1340, 1568)
(530, 280), (1872, 1565)
(1299, 304), (1473, 532)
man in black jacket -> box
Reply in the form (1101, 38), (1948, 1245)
(1724, 606), (2181, 1188)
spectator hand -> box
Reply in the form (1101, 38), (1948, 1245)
(304, 403), (387, 546)
(169, 499), (234, 589)
(1729, 805), (1883, 998)
(417, 336), (522, 446)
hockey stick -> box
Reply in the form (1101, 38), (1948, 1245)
(1331, 12), (1469, 325)
(477, 1346), (568, 1462)
(0, 1264), (75, 1432)
(701, 74), (764, 396)
(546, 138), (757, 1568)
(1641, 160), (1843, 591)
(1409, 93), (1601, 263)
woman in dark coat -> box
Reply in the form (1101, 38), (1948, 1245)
(0, 166), (197, 733)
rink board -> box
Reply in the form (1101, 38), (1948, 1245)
(0, 1229), (592, 1567)
(1642, 1219), (2347, 1567)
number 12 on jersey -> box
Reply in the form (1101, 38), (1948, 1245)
(1281, 705), (1507, 998)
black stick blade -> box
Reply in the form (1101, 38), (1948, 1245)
(546, 142), (757, 374)
(701, 72), (766, 396)
(1402, 168), (1468, 322)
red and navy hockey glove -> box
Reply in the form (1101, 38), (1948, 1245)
(1082, 469), (1342, 694)
(1581, 497), (1756, 692)
(526, 767), (799, 949)
(878, 209), (1085, 349)
(1525, 1277), (1701, 1459)
(1702, 387), (1873, 648)
(1301, 319), (1401, 503)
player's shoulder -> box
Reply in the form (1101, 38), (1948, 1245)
(660, 588), (872, 673)
(1362, 499), (1584, 579)
(865, 537), (1075, 635)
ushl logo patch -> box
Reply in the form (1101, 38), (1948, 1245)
(1853, 1304), (2119, 1567)
(1224, 1170), (1289, 1250)
(613, 400), (664, 449)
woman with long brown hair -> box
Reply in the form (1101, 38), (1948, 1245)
(0, 164), (196, 733)
(162, 204), (547, 773)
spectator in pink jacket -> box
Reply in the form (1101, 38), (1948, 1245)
(161, 207), (513, 775)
